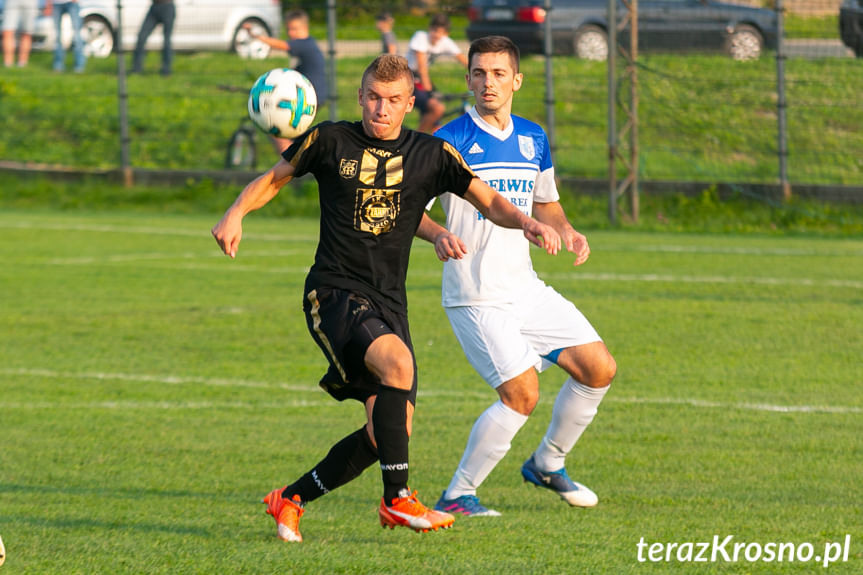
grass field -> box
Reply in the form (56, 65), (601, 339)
(1, 209), (861, 574)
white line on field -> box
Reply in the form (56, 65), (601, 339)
(539, 272), (863, 290)
(1, 367), (313, 392)
(611, 396), (863, 414)
(0, 399), (329, 410)
(620, 244), (863, 257)
(2, 368), (859, 415)
(45, 250), (306, 265)
(5, 220), (862, 258)
(2, 220), (316, 243)
(34, 253), (862, 288)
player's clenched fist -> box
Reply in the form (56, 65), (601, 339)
(212, 213), (243, 259)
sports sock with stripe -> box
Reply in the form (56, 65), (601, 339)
(372, 384), (412, 503)
(283, 426), (378, 503)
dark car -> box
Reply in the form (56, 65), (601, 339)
(466, 0), (778, 60)
(840, 0), (863, 57)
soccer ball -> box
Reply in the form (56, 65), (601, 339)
(248, 68), (317, 139)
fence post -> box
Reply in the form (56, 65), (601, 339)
(607, 0), (618, 223)
(116, 0), (133, 187)
(326, 0), (337, 122)
(775, 0), (791, 200)
(543, 0), (555, 154)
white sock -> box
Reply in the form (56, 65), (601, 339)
(445, 400), (528, 499)
(532, 378), (609, 472)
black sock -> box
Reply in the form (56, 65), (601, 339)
(283, 426), (378, 504)
(373, 385), (411, 503)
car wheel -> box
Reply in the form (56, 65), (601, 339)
(573, 25), (608, 61)
(81, 15), (114, 59)
(727, 24), (763, 61)
(234, 19), (272, 60)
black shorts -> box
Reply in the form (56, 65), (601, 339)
(303, 286), (418, 405)
(414, 86), (433, 115)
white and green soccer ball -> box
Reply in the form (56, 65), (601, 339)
(248, 68), (317, 139)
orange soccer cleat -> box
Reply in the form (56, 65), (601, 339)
(262, 487), (305, 542)
(378, 489), (455, 533)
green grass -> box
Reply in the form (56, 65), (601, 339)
(1, 209), (861, 574)
(1, 49), (861, 186)
(3, 171), (863, 235)
(785, 13), (839, 39)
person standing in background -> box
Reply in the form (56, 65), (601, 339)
(45, 0), (86, 73)
(2, 0), (43, 68)
(406, 14), (468, 133)
(375, 11), (397, 55)
(132, 0), (175, 76)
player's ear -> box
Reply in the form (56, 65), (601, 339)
(405, 95), (415, 113)
(512, 72), (523, 92)
(358, 87), (364, 106)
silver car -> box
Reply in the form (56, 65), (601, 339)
(32, 0), (282, 59)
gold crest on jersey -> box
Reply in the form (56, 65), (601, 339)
(339, 159), (358, 179)
(355, 188), (400, 235)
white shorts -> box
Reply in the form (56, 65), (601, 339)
(444, 281), (601, 389)
(2, 1), (39, 35)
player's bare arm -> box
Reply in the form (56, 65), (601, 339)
(533, 201), (590, 266)
(464, 178), (561, 255)
(242, 24), (290, 52)
(212, 158), (295, 258)
(416, 213), (467, 261)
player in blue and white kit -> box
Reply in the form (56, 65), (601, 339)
(417, 36), (617, 516)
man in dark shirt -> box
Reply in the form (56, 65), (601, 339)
(247, 9), (327, 152)
(211, 54), (561, 543)
(131, 0), (175, 76)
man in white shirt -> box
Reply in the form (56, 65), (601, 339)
(417, 35), (617, 517)
(406, 14), (468, 133)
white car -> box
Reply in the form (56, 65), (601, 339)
(31, 0), (282, 59)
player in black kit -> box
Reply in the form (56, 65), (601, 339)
(211, 54), (561, 542)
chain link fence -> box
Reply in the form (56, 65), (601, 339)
(0, 0), (860, 201)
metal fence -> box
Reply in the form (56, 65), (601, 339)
(1, 0), (860, 204)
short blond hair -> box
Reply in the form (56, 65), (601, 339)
(362, 54), (415, 94)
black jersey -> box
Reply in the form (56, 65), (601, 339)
(284, 121), (475, 314)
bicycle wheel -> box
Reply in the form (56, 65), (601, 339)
(225, 128), (257, 170)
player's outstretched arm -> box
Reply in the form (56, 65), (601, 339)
(212, 159), (295, 258)
(533, 201), (590, 266)
(243, 23), (290, 52)
(464, 178), (561, 255)
(416, 213), (467, 262)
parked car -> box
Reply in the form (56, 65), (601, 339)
(840, 0), (863, 57)
(466, 0), (778, 61)
(30, 0), (282, 59)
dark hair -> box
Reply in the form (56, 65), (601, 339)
(376, 11), (393, 22)
(468, 35), (521, 73)
(284, 9), (309, 25)
(429, 14), (451, 32)
(362, 54), (415, 94)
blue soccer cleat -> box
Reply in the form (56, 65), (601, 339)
(434, 491), (501, 517)
(521, 455), (598, 507)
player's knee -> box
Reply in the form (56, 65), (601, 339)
(500, 385), (539, 416)
(380, 353), (414, 391)
(587, 352), (617, 388)
(429, 100), (445, 117)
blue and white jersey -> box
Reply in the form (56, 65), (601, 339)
(434, 108), (559, 306)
